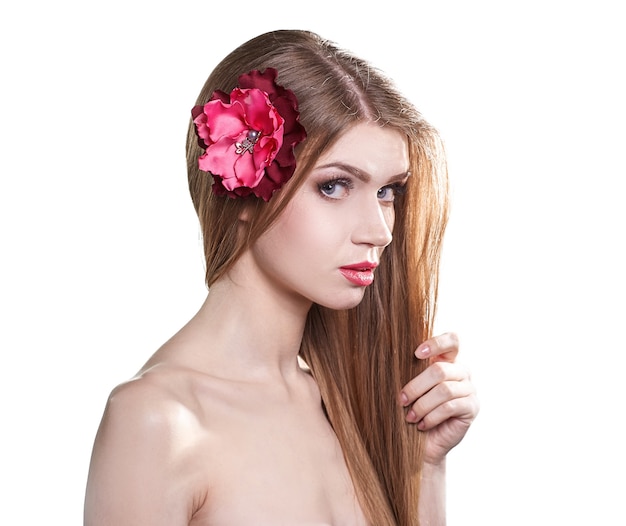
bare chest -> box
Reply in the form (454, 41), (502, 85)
(189, 397), (368, 525)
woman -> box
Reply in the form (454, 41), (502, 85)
(85, 30), (478, 525)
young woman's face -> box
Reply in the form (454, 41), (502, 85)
(250, 122), (410, 310)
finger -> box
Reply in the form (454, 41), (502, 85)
(405, 378), (476, 424)
(415, 332), (459, 362)
(399, 361), (469, 407)
(415, 391), (480, 430)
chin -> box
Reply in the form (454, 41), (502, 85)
(316, 290), (367, 311)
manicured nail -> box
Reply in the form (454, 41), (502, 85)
(406, 410), (417, 422)
(400, 392), (409, 406)
(415, 345), (430, 358)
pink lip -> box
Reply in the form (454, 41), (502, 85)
(339, 261), (378, 287)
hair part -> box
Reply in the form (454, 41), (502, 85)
(186, 29), (449, 525)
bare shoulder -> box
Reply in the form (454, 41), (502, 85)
(94, 362), (220, 466)
(104, 365), (202, 430)
(85, 365), (213, 525)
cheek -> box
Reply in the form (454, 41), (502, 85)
(281, 195), (340, 245)
(292, 213), (338, 252)
(385, 206), (396, 233)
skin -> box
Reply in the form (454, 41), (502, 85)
(84, 123), (479, 525)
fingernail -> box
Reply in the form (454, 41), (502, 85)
(406, 410), (417, 422)
(415, 345), (430, 358)
(400, 392), (409, 406)
(417, 420), (426, 430)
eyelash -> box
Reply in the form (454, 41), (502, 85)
(317, 177), (408, 202)
(317, 177), (354, 199)
(380, 182), (408, 200)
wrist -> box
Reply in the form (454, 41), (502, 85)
(422, 458), (446, 478)
(419, 458), (446, 525)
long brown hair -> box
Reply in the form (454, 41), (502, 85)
(186, 30), (449, 525)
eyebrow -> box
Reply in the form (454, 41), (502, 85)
(313, 162), (411, 184)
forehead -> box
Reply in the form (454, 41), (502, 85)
(314, 122), (410, 177)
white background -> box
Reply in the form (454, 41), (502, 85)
(1, 1), (624, 524)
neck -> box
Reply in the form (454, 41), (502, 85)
(179, 256), (312, 382)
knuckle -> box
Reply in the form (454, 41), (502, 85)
(430, 361), (448, 381)
(438, 380), (455, 399)
(432, 333), (446, 351)
(470, 395), (481, 415)
(443, 398), (459, 417)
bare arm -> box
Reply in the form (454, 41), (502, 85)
(418, 460), (446, 526)
(84, 379), (201, 525)
(400, 333), (480, 525)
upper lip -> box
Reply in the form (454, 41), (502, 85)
(340, 261), (378, 271)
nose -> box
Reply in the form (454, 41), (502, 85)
(351, 198), (394, 248)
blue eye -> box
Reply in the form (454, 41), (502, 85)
(318, 178), (353, 199)
(377, 187), (393, 202)
(378, 183), (407, 203)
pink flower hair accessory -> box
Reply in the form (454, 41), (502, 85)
(191, 68), (307, 201)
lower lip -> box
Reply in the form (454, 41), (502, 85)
(339, 268), (375, 287)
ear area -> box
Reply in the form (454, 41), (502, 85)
(238, 202), (255, 223)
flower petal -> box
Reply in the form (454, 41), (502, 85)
(203, 99), (246, 143)
(191, 67), (306, 200)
